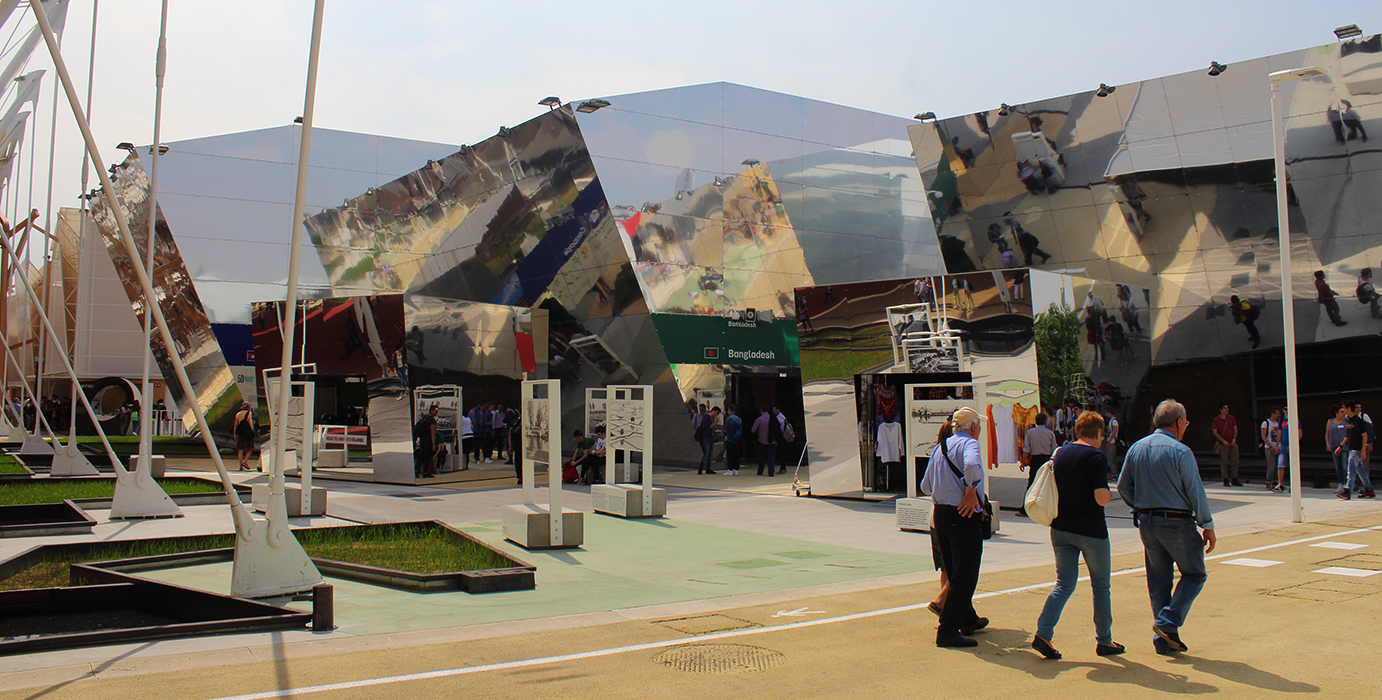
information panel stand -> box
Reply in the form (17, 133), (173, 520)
(898, 381), (991, 532)
(592, 385), (665, 518)
(504, 379), (583, 548)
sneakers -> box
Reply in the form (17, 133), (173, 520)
(1222, 478), (1231, 487)
(1230, 478), (1244, 487)
(962, 617), (989, 635)
(1271, 484), (1285, 493)
(1266, 483), (1277, 491)
(1364, 490), (1377, 499)
(486, 458), (494, 463)
(1338, 490), (1352, 500)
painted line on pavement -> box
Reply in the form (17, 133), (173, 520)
(205, 523), (1382, 700)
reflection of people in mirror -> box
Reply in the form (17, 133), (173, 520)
(1341, 101), (1368, 142)
(1229, 295), (1261, 348)
(1314, 270), (1347, 326)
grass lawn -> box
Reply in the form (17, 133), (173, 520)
(800, 347), (895, 384)
(0, 478), (223, 506)
(0, 455), (26, 474)
(73, 436), (211, 454)
(0, 523), (517, 591)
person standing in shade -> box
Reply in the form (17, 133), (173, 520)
(414, 404), (439, 480)
(1337, 402), (1376, 500)
(233, 401), (257, 471)
(751, 407), (778, 476)
(722, 404), (743, 476)
(1315, 270), (1348, 327)
(1017, 413), (1057, 517)
(1327, 404), (1349, 490)
(1103, 408), (1120, 479)
(1032, 411), (1123, 660)
(1212, 403), (1242, 487)
(459, 410), (473, 473)
(1118, 399), (1215, 655)
(920, 407), (989, 648)
(697, 407), (720, 475)
(1261, 406), (1282, 491)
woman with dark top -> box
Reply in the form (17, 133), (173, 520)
(1032, 410), (1123, 660)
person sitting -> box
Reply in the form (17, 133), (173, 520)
(579, 427), (607, 485)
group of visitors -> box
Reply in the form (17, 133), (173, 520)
(1081, 291), (1138, 367)
(467, 403), (518, 465)
(410, 402), (523, 480)
(689, 403), (792, 477)
(923, 400), (1215, 661)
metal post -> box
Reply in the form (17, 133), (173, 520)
(136, 0), (168, 483)
(1271, 81), (1304, 523)
(311, 582), (334, 631)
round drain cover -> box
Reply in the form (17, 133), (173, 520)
(653, 644), (785, 674)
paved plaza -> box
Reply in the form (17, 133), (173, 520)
(3, 463), (1382, 699)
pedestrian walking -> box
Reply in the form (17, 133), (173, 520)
(1117, 399), (1216, 655)
(1017, 413), (1057, 517)
(722, 404), (743, 476)
(751, 408), (779, 476)
(1031, 411), (1123, 660)
(1327, 404), (1349, 489)
(1261, 406), (1282, 490)
(920, 407), (989, 648)
(1337, 401), (1376, 500)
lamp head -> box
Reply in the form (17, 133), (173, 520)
(1334, 24), (1362, 40)
(1208, 61), (1227, 77)
(1096, 83), (1115, 97)
(576, 98), (611, 114)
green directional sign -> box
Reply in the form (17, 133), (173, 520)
(652, 313), (799, 366)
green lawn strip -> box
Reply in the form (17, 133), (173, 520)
(0, 478), (223, 506)
(72, 436), (210, 454)
(800, 347), (895, 384)
(0, 524), (515, 591)
(0, 455), (26, 474)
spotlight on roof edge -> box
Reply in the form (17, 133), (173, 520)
(1208, 61), (1227, 77)
(741, 158), (760, 166)
(498, 126), (513, 137)
(576, 98), (611, 114)
(998, 103), (1011, 116)
(913, 111), (937, 121)
(149, 145), (169, 155)
(1096, 83), (1115, 97)
(293, 116), (303, 124)
(115, 142), (135, 151)
(1334, 24), (1362, 40)
(1269, 66), (1327, 82)
(538, 96), (561, 110)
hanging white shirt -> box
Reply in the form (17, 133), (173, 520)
(877, 421), (903, 462)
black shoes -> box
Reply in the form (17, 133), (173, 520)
(1096, 642), (1126, 656)
(1032, 635), (1061, 660)
(1153, 625), (1187, 652)
(962, 617), (989, 635)
(937, 632), (978, 648)
(1231, 478), (1244, 487)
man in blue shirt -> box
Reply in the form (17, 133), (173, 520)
(1117, 399), (1216, 655)
(920, 407), (989, 648)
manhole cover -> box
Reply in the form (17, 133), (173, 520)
(653, 644), (785, 674)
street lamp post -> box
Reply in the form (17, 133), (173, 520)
(1269, 66), (1326, 524)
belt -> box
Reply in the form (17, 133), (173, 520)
(933, 504), (960, 511)
(1141, 508), (1193, 519)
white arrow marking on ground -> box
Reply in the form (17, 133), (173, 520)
(773, 606), (826, 618)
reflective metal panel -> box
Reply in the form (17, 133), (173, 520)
(88, 154), (243, 444)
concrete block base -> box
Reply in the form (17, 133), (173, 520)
(316, 448), (347, 468)
(127, 454), (166, 479)
(591, 484), (666, 518)
(251, 484), (328, 517)
(502, 504), (584, 549)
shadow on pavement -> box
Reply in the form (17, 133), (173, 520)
(969, 628), (1220, 693)
(1167, 655), (1319, 693)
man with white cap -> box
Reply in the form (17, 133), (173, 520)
(920, 406), (989, 648)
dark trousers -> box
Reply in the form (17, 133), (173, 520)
(1243, 318), (1260, 342)
(460, 437), (474, 469)
(414, 442), (433, 477)
(1026, 454), (1051, 495)
(931, 505), (985, 634)
(726, 441), (742, 472)
(477, 431), (492, 460)
(756, 442), (776, 475)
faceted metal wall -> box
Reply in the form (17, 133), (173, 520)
(908, 35), (1382, 368)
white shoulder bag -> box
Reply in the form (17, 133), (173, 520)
(1024, 447), (1060, 526)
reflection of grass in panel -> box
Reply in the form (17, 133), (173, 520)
(2, 524), (517, 591)
(0, 478), (223, 506)
(0, 455), (26, 474)
(800, 347), (895, 384)
(798, 323), (891, 344)
(336, 255), (379, 284)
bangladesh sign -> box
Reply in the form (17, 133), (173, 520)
(652, 313), (799, 366)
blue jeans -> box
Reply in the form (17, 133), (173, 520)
(1036, 528), (1113, 645)
(698, 439), (714, 473)
(1344, 450), (1374, 492)
(1333, 450), (1348, 486)
(1139, 515), (1207, 632)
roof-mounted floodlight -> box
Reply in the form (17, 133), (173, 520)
(1096, 83), (1115, 97)
(741, 158), (760, 166)
(149, 145), (169, 155)
(1334, 24), (1362, 40)
(538, 96), (561, 110)
(914, 111), (937, 121)
(498, 126), (513, 137)
(293, 116), (303, 124)
(1208, 61), (1227, 77)
(998, 103), (1012, 116)
(115, 142), (135, 151)
(576, 99), (611, 114)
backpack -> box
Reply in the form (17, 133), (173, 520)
(1358, 281), (1375, 303)
(781, 417), (796, 442)
(1024, 449), (1061, 527)
(692, 414), (705, 442)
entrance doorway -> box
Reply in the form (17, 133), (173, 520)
(726, 367), (806, 474)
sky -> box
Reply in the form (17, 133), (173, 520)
(3, 0), (1380, 262)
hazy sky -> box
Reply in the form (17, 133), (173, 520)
(3, 0), (1379, 260)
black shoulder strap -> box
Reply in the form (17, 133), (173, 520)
(941, 440), (970, 488)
